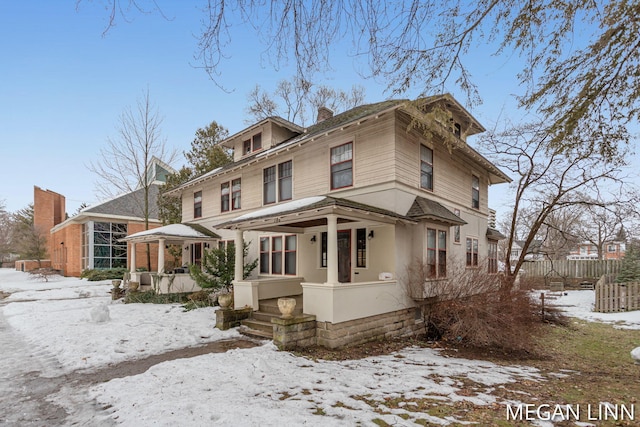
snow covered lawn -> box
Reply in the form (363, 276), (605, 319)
(2, 269), (639, 425)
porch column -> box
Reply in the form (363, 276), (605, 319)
(158, 238), (165, 273)
(234, 229), (244, 282)
(326, 214), (339, 284)
(130, 242), (137, 273)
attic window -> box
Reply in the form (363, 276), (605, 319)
(243, 133), (263, 155)
(454, 123), (461, 137)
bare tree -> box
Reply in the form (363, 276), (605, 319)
(0, 200), (14, 263)
(480, 121), (628, 288)
(88, 88), (177, 269)
(572, 201), (632, 260)
(79, 1), (640, 162)
(246, 77), (365, 126)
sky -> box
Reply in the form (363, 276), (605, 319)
(2, 269), (638, 424)
(2, 1), (629, 222)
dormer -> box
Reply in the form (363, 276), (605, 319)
(221, 117), (304, 162)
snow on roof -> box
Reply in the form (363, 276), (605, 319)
(124, 223), (219, 240)
(233, 196), (326, 221)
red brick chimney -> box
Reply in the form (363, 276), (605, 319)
(316, 106), (334, 123)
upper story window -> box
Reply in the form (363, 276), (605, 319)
(221, 178), (242, 212)
(330, 142), (353, 190)
(420, 145), (433, 191)
(263, 160), (293, 205)
(194, 191), (202, 219)
(471, 175), (480, 209)
(243, 133), (263, 156)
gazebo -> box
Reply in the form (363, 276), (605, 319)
(121, 223), (220, 293)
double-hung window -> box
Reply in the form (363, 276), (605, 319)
(193, 191), (202, 219)
(420, 145), (433, 191)
(221, 179), (241, 212)
(356, 228), (367, 268)
(263, 160), (293, 204)
(259, 235), (297, 275)
(472, 175), (480, 209)
(330, 142), (353, 189)
(426, 228), (447, 278)
(466, 237), (479, 267)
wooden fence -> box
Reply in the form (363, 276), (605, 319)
(521, 260), (622, 280)
(594, 278), (640, 313)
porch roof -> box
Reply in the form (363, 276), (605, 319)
(406, 197), (467, 226)
(216, 196), (417, 232)
(120, 223), (220, 244)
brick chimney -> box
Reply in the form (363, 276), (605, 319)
(316, 106), (334, 123)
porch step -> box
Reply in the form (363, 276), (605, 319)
(239, 295), (304, 340)
(258, 295), (303, 315)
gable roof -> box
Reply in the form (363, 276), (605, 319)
(121, 223), (220, 244)
(82, 184), (162, 219)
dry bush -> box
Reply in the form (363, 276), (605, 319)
(404, 258), (544, 353)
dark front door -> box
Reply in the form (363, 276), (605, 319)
(337, 230), (351, 283)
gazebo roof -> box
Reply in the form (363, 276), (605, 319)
(121, 223), (220, 244)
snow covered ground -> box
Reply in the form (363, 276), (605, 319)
(1, 269), (639, 426)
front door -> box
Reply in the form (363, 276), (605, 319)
(337, 230), (351, 283)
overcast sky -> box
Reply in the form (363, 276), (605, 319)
(0, 1), (592, 220)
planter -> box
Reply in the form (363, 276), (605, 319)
(111, 279), (122, 288)
(129, 281), (140, 292)
(277, 297), (297, 319)
(218, 293), (233, 309)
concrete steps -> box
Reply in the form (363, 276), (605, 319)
(239, 295), (303, 340)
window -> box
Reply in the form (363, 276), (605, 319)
(420, 145), (433, 191)
(453, 208), (461, 243)
(426, 228), (447, 278)
(330, 142), (353, 189)
(194, 191), (202, 219)
(454, 123), (461, 137)
(221, 182), (230, 212)
(242, 133), (263, 155)
(221, 179), (241, 212)
(263, 166), (276, 204)
(472, 175), (480, 209)
(356, 228), (367, 268)
(260, 235), (297, 275)
(488, 241), (498, 274)
(608, 244), (616, 252)
(259, 238), (269, 274)
(263, 160), (293, 205)
(321, 232), (328, 267)
(278, 161), (292, 201)
(466, 237), (479, 267)
(88, 221), (128, 269)
(232, 178), (241, 210)
(285, 235), (296, 275)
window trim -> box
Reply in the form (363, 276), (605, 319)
(193, 190), (202, 219)
(356, 228), (367, 268)
(466, 237), (479, 267)
(330, 142), (353, 190)
(488, 240), (498, 274)
(242, 132), (263, 156)
(263, 160), (293, 205)
(221, 178), (242, 213)
(259, 234), (297, 275)
(420, 144), (434, 191)
(426, 228), (447, 278)
(471, 175), (480, 209)
(453, 208), (461, 244)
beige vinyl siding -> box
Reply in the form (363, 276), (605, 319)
(394, 112), (489, 213)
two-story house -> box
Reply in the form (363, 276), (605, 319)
(165, 95), (510, 348)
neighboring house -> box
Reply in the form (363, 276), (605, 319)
(164, 95), (511, 348)
(510, 239), (545, 263)
(48, 157), (176, 277)
(567, 240), (626, 260)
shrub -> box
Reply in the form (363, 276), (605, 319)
(80, 268), (128, 281)
(404, 258), (546, 353)
(124, 290), (189, 304)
